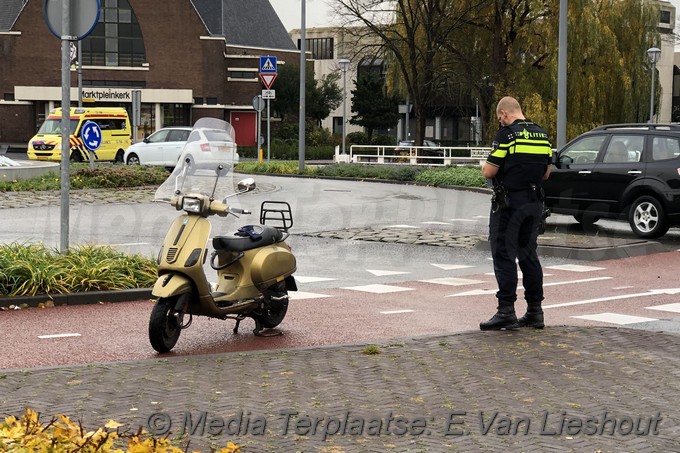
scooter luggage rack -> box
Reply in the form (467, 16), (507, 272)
(260, 201), (293, 232)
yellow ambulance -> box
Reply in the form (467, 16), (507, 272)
(27, 107), (131, 162)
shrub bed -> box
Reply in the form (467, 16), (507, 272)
(0, 243), (157, 297)
(0, 164), (169, 192)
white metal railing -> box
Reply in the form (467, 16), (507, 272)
(334, 144), (491, 166)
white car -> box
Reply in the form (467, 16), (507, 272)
(177, 126), (239, 175)
(124, 126), (192, 168)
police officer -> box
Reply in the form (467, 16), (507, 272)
(480, 96), (552, 331)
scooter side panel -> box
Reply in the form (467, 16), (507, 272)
(250, 243), (297, 287)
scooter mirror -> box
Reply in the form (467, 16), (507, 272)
(237, 178), (256, 193)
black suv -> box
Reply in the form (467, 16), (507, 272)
(544, 124), (680, 238)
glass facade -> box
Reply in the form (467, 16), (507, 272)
(80, 0), (145, 67)
(299, 38), (334, 60)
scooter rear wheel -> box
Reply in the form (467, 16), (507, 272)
(253, 284), (288, 329)
(149, 296), (183, 353)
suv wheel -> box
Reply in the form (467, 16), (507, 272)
(628, 195), (669, 239)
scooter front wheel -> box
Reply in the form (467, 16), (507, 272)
(149, 296), (183, 353)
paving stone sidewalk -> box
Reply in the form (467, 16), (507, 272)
(1, 326), (679, 452)
(0, 187), (157, 209)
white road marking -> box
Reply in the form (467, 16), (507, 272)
(380, 309), (415, 314)
(343, 284), (414, 294)
(109, 242), (150, 247)
(289, 291), (332, 300)
(545, 264), (606, 272)
(544, 277), (612, 287)
(544, 288), (680, 309)
(445, 279), (602, 297)
(572, 313), (658, 325)
(38, 333), (81, 339)
(646, 303), (680, 313)
(447, 218), (477, 222)
(421, 221), (451, 225)
(385, 224), (419, 229)
(446, 289), (496, 297)
(294, 276), (337, 283)
(419, 277), (483, 286)
(431, 264), (473, 270)
(367, 269), (410, 277)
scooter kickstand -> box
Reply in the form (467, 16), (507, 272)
(233, 318), (241, 334)
(253, 319), (283, 337)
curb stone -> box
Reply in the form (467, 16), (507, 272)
(0, 288), (152, 309)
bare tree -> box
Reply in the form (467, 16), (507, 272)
(333, 0), (482, 145)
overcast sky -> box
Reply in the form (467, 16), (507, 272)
(269, 0), (334, 31)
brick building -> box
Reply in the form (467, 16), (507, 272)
(0, 0), (299, 147)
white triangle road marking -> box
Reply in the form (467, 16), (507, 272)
(294, 276), (337, 283)
(367, 269), (410, 276)
(289, 291), (333, 300)
(431, 264), (473, 270)
(571, 313), (658, 325)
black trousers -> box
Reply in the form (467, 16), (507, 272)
(488, 193), (544, 306)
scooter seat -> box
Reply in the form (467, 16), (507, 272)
(213, 224), (284, 252)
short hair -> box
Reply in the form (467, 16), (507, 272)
(496, 96), (522, 115)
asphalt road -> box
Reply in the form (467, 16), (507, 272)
(2, 174), (680, 371)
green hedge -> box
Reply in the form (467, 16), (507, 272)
(235, 162), (488, 188)
(238, 142), (334, 160)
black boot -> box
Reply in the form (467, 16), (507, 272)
(480, 301), (519, 331)
(518, 303), (544, 329)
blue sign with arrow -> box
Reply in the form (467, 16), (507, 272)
(81, 121), (102, 150)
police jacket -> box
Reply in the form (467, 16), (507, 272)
(486, 119), (552, 191)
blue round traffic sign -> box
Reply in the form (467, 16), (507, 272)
(81, 121), (102, 151)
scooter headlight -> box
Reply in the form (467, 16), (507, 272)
(182, 197), (203, 213)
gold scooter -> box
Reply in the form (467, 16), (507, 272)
(148, 118), (297, 353)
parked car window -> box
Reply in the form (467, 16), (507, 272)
(148, 129), (171, 143)
(603, 135), (643, 163)
(559, 135), (605, 164)
(652, 137), (680, 161)
(167, 129), (189, 141)
(604, 140), (629, 163)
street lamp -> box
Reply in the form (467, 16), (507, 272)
(647, 47), (661, 123)
(338, 58), (350, 155)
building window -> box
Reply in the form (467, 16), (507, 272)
(83, 80), (146, 87)
(80, 0), (145, 67)
(228, 71), (258, 79)
(162, 104), (189, 127)
(660, 9), (671, 24)
(298, 37), (334, 60)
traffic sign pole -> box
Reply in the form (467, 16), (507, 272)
(45, 0), (100, 253)
(259, 56), (277, 164)
(59, 0), (71, 254)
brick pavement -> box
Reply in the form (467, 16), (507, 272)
(1, 326), (679, 452)
(2, 185), (678, 451)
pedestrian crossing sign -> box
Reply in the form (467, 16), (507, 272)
(260, 56), (277, 73)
